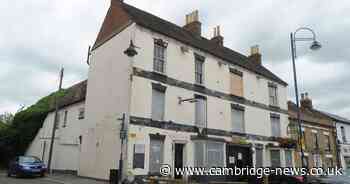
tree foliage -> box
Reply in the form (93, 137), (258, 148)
(0, 89), (66, 167)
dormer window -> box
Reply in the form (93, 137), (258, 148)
(153, 39), (167, 73)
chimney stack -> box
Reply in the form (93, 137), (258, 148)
(183, 10), (201, 36)
(111, 0), (123, 6)
(248, 45), (262, 65)
(210, 26), (224, 46)
(301, 92), (313, 109)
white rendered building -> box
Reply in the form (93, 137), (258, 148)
(27, 1), (293, 181)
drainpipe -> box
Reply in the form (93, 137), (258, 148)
(120, 40), (138, 182)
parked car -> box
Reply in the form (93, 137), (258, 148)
(7, 156), (47, 177)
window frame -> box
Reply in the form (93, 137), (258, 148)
(63, 110), (68, 128)
(194, 54), (205, 85)
(312, 131), (319, 150)
(270, 114), (281, 137)
(151, 83), (167, 121)
(324, 134), (331, 152)
(78, 107), (85, 120)
(268, 83), (278, 107)
(153, 39), (167, 74)
(194, 95), (207, 128)
(270, 149), (281, 167)
(231, 104), (245, 133)
(193, 140), (224, 168)
(285, 150), (293, 167)
(341, 126), (347, 143)
(229, 68), (243, 96)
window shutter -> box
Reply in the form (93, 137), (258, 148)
(230, 69), (243, 97)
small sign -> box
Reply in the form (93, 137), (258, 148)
(238, 153), (242, 160)
(129, 133), (137, 139)
(229, 156), (235, 164)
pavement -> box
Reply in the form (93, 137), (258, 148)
(0, 170), (109, 184)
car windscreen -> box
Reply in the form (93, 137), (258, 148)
(19, 156), (41, 163)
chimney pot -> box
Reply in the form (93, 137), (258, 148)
(184, 10), (201, 36)
(301, 92), (313, 109)
(248, 45), (262, 65)
(211, 26), (224, 46)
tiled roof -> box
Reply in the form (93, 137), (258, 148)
(318, 110), (350, 124)
(49, 80), (87, 111)
(94, 2), (288, 86)
(288, 101), (334, 127)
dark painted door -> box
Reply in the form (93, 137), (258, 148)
(174, 144), (184, 179)
(226, 145), (252, 181)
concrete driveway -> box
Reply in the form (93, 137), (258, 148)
(0, 171), (109, 184)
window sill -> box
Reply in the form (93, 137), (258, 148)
(269, 105), (280, 109)
(152, 71), (167, 76)
(194, 83), (205, 88)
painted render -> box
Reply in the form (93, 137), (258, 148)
(79, 24), (136, 179)
(27, 2), (293, 180)
(26, 102), (85, 172)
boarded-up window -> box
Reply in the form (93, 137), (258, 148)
(268, 83), (278, 106)
(230, 68), (243, 97)
(133, 144), (145, 169)
(231, 105), (245, 133)
(151, 84), (166, 121)
(195, 95), (207, 127)
(271, 114), (281, 137)
(270, 150), (281, 167)
(285, 150), (293, 167)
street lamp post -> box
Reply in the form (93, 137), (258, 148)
(290, 27), (321, 183)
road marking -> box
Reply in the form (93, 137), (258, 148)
(42, 178), (72, 184)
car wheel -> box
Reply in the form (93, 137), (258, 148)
(7, 171), (11, 177)
(40, 172), (45, 177)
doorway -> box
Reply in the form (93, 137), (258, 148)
(174, 144), (184, 179)
(226, 144), (252, 181)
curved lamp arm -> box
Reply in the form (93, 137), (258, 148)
(293, 27), (317, 41)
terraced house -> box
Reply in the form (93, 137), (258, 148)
(288, 94), (337, 169)
(27, 0), (294, 181)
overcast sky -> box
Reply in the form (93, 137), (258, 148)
(1, 0), (350, 119)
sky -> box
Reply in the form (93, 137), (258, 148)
(1, 0), (350, 119)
